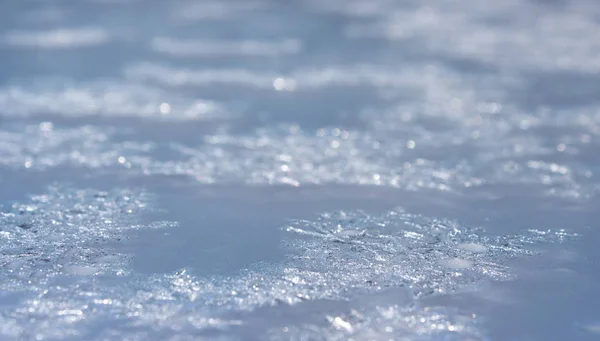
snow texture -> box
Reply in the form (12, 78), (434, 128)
(0, 187), (578, 340)
(0, 0), (599, 339)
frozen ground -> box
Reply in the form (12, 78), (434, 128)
(1, 0), (599, 340)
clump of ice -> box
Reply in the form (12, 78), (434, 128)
(0, 186), (186, 340)
(0, 185), (160, 286)
(278, 209), (576, 299)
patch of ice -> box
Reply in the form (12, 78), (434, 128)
(163, 123), (598, 199)
(0, 186), (185, 339)
(0, 187), (579, 340)
(0, 186), (159, 283)
(1, 119), (597, 200)
(155, 207), (576, 339)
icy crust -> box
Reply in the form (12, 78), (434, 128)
(0, 187), (578, 340)
(164, 125), (478, 190)
(152, 209), (575, 340)
(0, 186), (163, 285)
(0, 124), (154, 170)
(190, 209), (576, 310)
(0, 186), (179, 340)
(168, 123), (599, 199)
(1, 122), (598, 200)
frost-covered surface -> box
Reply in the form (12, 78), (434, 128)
(1, 0), (600, 340)
(0, 187), (578, 340)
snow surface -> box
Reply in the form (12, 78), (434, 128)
(1, 0), (599, 340)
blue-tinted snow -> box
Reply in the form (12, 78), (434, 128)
(1, 0), (600, 340)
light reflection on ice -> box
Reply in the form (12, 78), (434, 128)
(0, 0), (599, 339)
(0, 186), (578, 340)
(0, 124), (154, 170)
(0, 120), (597, 199)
